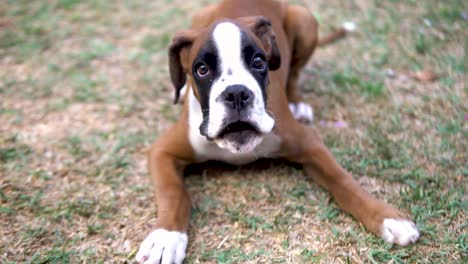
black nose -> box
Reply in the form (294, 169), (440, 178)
(220, 85), (254, 110)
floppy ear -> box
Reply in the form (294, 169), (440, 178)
(238, 16), (281, 71)
(168, 30), (198, 104)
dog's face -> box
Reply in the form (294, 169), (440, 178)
(169, 17), (281, 153)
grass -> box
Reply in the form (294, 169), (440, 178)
(0, 0), (466, 263)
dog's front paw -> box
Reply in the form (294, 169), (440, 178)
(381, 218), (419, 246)
(289, 102), (314, 123)
(136, 229), (188, 264)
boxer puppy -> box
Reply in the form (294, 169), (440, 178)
(136, 1), (419, 263)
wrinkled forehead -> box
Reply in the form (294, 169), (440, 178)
(212, 22), (241, 71)
(190, 21), (264, 69)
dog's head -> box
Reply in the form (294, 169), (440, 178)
(169, 17), (281, 153)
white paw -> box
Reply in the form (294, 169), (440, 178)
(381, 218), (419, 246)
(289, 102), (314, 123)
(136, 229), (188, 264)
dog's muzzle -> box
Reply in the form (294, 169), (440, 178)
(216, 85), (260, 141)
(198, 82), (274, 153)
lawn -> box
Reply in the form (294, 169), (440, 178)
(0, 0), (466, 263)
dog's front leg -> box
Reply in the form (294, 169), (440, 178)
(287, 126), (419, 246)
(136, 130), (191, 264)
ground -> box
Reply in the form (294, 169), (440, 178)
(0, 0), (466, 263)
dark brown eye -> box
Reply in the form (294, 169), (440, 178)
(252, 56), (265, 70)
(196, 64), (210, 76)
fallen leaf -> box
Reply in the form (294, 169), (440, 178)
(0, 19), (14, 28)
(409, 70), (439, 83)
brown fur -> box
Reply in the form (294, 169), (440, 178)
(148, 0), (409, 240)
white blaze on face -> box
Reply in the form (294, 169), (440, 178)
(206, 22), (274, 141)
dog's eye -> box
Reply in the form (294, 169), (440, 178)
(252, 56), (266, 70)
(196, 64), (210, 77)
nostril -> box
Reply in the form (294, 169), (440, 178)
(239, 90), (253, 107)
(240, 90), (251, 102)
(226, 93), (235, 103)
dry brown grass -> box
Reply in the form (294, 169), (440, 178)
(1, 0), (466, 263)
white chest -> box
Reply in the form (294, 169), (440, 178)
(188, 91), (281, 165)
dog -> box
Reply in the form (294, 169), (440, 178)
(136, 0), (419, 263)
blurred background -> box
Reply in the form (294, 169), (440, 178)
(0, 0), (466, 263)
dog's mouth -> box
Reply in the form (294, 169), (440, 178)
(217, 121), (260, 139)
(213, 120), (263, 153)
